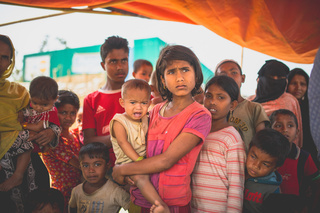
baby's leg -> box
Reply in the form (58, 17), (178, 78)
(0, 150), (32, 191)
(130, 174), (169, 213)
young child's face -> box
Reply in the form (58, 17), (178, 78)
(30, 97), (56, 113)
(161, 60), (195, 98)
(246, 146), (279, 179)
(57, 104), (78, 131)
(120, 88), (150, 121)
(133, 64), (153, 83)
(271, 114), (298, 143)
(80, 154), (108, 186)
(216, 62), (245, 89)
(204, 84), (236, 122)
(101, 49), (128, 84)
(0, 40), (11, 77)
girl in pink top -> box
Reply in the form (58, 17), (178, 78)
(112, 45), (211, 212)
(192, 76), (246, 213)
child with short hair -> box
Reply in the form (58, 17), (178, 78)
(133, 59), (153, 83)
(243, 128), (290, 213)
(83, 36), (129, 167)
(215, 59), (269, 152)
(270, 109), (320, 211)
(191, 75), (246, 213)
(110, 78), (169, 211)
(69, 142), (131, 213)
(25, 188), (65, 213)
(21, 76), (60, 152)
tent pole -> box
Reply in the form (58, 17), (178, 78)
(240, 46), (244, 68)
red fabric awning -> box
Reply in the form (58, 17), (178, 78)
(2, 0), (320, 63)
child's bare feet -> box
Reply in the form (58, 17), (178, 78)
(150, 200), (170, 213)
(0, 173), (23, 191)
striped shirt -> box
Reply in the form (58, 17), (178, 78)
(191, 126), (246, 213)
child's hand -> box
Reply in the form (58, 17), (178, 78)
(112, 165), (126, 185)
(125, 176), (135, 186)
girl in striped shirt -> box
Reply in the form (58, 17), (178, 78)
(191, 75), (246, 213)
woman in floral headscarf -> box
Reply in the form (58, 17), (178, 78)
(250, 59), (303, 148)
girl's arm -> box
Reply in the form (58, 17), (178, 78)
(112, 120), (140, 161)
(226, 143), (246, 212)
(113, 132), (201, 184)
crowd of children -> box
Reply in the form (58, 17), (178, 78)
(1, 33), (320, 213)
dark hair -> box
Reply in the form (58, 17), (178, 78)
(0, 34), (13, 59)
(55, 90), (80, 110)
(133, 59), (153, 73)
(287, 68), (309, 99)
(205, 75), (239, 102)
(249, 128), (290, 167)
(215, 59), (243, 75)
(24, 188), (64, 213)
(100, 36), (129, 62)
(156, 45), (203, 101)
(29, 76), (58, 100)
(269, 109), (298, 127)
(150, 69), (158, 89)
(121, 79), (151, 98)
(79, 142), (109, 163)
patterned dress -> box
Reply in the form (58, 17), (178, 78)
(42, 132), (81, 209)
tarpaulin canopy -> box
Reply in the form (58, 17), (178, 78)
(1, 0), (320, 64)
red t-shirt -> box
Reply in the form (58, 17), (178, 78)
(278, 144), (319, 195)
(83, 89), (125, 166)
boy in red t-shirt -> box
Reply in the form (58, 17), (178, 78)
(270, 109), (320, 211)
(82, 36), (129, 167)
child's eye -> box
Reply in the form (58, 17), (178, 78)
(81, 164), (88, 168)
(182, 68), (189, 72)
(218, 96), (224, 100)
(274, 124), (281, 128)
(130, 101), (135, 104)
(205, 94), (212, 98)
(250, 154), (256, 159)
(263, 163), (270, 168)
(142, 102), (148, 105)
(121, 58), (128, 63)
(94, 163), (101, 167)
(71, 112), (77, 116)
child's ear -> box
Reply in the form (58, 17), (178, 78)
(54, 96), (59, 103)
(132, 72), (136, 78)
(230, 100), (238, 111)
(100, 61), (106, 71)
(119, 98), (125, 108)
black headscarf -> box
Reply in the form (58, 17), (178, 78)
(253, 59), (289, 103)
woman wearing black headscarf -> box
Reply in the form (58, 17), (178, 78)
(287, 68), (319, 167)
(250, 59), (303, 148)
